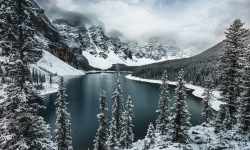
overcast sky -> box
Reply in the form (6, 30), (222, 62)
(36, 0), (250, 51)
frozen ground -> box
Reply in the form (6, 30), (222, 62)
(125, 74), (225, 111)
(130, 124), (250, 150)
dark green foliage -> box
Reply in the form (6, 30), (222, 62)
(237, 45), (250, 134)
(55, 77), (73, 150)
(0, 0), (54, 149)
(156, 70), (170, 135)
(218, 19), (249, 127)
(94, 85), (109, 150)
(0, 0), (42, 88)
(108, 64), (124, 149)
(120, 95), (134, 149)
(169, 69), (191, 143)
(214, 104), (227, 133)
(144, 123), (156, 149)
(202, 76), (214, 124)
(0, 83), (55, 149)
(132, 42), (223, 87)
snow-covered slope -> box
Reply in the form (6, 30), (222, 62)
(31, 50), (85, 76)
(53, 19), (188, 70)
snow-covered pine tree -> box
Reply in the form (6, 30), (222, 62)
(0, 0), (43, 88)
(94, 84), (109, 150)
(108, 105), (118, 150)
(223, 107), (233, 130)
(120, 95), (134, 149)
(202, 76), (214, 124)
(55, 77), (73, 150)
(108, 64), (124, 148)
(0, 82), (55, 149)
(156, 70), (170, 135)
(169, 69), (191, 143)
(214, 104), (227, 133)
(144, 123), (156, 149)
(237, 45), (250, 134)
(0, 0), (55, 149)
(218, 19), (249, 126)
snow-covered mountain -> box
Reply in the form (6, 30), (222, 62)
(0, 0), (188, 73)
(53, 19), (187, 70)
(127, 39), (187, 60)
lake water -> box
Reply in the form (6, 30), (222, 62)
(40, 73), (204, 150)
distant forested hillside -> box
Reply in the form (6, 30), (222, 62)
(132, 42), (223, 86)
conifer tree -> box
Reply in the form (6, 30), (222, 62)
(237, 45), (250, 133)
(0, 0), (54, 149)
(214, 104), (227, 133)
(218, 19), (249, 126)
(108, 109), (118, 150)
(120, 95), (134, 149)
(156, 70), (170, 135)
(169, 69), (191, 143)
(0, 0), (42, 88)
(108, 64), (124, 148)
(202, 76), (214, 124)
(223, 107), (233, 130)
(94, 84), (109, 150)
(144, 123), (156, 149)
(55, 77), (73, 150)
(0, 82), (55, 149)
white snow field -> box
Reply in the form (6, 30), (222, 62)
(32, 50), (85, 76)
(82, 51), (172, 70)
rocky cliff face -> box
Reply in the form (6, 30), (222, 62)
(53, 18), (186, 69)
(53, 19), (131, 61)
(29, 1), (94, 71)
(13, 0), (185, 71)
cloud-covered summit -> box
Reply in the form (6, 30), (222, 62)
(35, 0), (250, 51)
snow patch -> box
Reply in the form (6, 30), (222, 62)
(39, 83), (59, 95)
(32, 50), (85, 76)
(130, 124), (250, 150)
(82, 51), (179, 70)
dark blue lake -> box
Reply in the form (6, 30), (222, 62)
(40, 73), (203, 150)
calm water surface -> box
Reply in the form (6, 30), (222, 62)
(40, 73), (204, 150)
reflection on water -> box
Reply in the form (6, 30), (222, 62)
(40, 73), (204, 150)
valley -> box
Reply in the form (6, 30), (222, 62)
(1, 0), (250, 150)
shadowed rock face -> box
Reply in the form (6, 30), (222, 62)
(27, 0), (95, 71)
(52, 17), (184, 65)
(53, 19), (131, 60)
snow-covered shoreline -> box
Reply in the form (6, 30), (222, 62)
(125, 74), (225, 111)
(86, 70), (132, 74)
(39, 83), (59, 96)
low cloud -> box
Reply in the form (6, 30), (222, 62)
(35, 0), (250, 52)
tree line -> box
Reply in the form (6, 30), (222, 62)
(132, 42), (223, 87)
